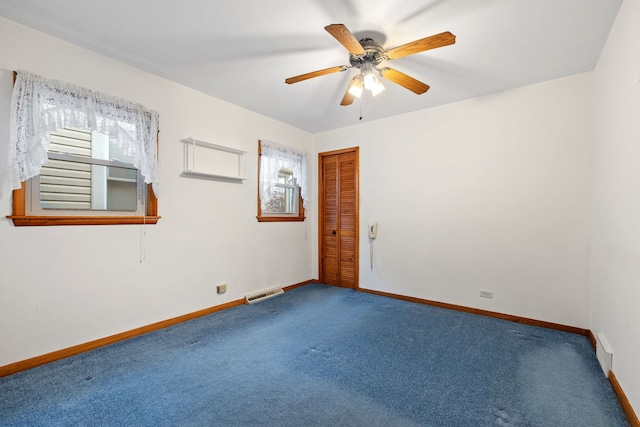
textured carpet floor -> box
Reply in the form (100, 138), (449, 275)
(0, 284), (629, 426)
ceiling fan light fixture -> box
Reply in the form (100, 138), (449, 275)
(348, 75), (364, 98)
(370, 79), (385, 96)
(363, 71), (378, 90)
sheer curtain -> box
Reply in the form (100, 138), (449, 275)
(1, 70), (159, 198)
(259, 140), (308, 210)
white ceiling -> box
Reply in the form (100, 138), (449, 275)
(0, 0), (623, 133)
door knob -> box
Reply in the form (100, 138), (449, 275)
(332, 230), (337, 235)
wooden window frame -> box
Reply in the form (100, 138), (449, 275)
(256, 141), (305, 223)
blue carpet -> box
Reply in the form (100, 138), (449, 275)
(0, 284), (629, 426)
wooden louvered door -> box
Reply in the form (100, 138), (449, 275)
(319, 147), (359, 288)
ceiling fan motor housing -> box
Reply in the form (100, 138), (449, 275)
(349, 38), (385, 69)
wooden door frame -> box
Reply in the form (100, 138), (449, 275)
(318, 147), (360, 289)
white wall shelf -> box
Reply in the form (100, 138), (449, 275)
(180, 137), (248, 181)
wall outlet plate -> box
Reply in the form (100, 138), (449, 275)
(480, 289), (493, 299)
(217, 284), (227, 294)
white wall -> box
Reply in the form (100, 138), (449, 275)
(314, 72), (594, 329)
(0, 17), (314, 366)
(591, 0), (640, 414)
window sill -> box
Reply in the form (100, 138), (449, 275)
(7, 215), (161, 226)
(256, 216), (306, 223)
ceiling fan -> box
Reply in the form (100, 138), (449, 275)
(285, 24), (456, 106)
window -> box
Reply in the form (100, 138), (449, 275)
(3, 71), (159, 226)
(28, 128), (144, 214)
(257, 140), (307, 222)
(264, 169), (298, 215)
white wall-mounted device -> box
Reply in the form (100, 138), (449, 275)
(368, 222), (377, 272)
(368, 222), (377, 239)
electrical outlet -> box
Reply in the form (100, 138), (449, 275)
(217, 284), (227, 294)
(479, 289), (493, 299)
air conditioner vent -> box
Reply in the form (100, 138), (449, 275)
(245, 288), (284, 304)
(595, 333), (613, 376)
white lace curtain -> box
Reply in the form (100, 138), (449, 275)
(1, 70), (159, 198)
(259, 140), (308, 209)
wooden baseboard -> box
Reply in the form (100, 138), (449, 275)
(587, 329), (597, 350)
(284, 279), (317, 291)
(0, 279), (315, 378)
(609, 371), (640, 426)
(358, 287), (589, 336)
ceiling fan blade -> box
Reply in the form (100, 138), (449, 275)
(341, 90), (355, 106)
(385, 31), (455, 60)
(324, 24), (365, 55)
(340, 77), (359, 106)
(379, 67), (430, 94)
(285, 66), (348, 84)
